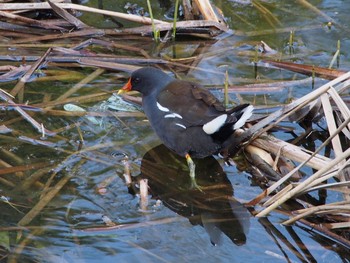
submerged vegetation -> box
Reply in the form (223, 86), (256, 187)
(0, 0), (350, 261)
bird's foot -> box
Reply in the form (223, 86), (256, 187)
(186, 154), (204, 192)
(190, 177), (204, 192)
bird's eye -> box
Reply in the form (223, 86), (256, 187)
(133, 77), (140, 84)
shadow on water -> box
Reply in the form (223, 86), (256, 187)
(140, 144), (250, 246)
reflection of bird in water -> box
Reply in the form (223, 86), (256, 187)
(140, 144), (250, 246)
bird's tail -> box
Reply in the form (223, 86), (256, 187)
(228, 104), (254, 130)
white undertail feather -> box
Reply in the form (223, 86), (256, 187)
(233, 105), (254, 130)
(175, 123), (186, 129)
(156, 102), (170, 112)
(203, 114), (227, 135)
(165, 113), (183, 119)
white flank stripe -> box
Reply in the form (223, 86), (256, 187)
(203, 114), (227, 134)
(164, 113), (183, 119)
(175, 123), (186, 129)
(156, 102), (170, 112)
(233, 105), (254, 129)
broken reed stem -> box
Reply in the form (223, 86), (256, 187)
(249, 74), (350, 212)
(328, 87), (350, 129)
(139, 179), (149, 211)
(263, 184), (293, 207)
(11, 48), (52, 98)
(321, 92), (343, 154)
(283, 204), (350, 226)
(322, 87), (350, 200)
(305, 158), (350, 191)
(256, 147), (350, 217)
(193, 0), (224, 24)
(255, 114), (350, 206)
(48, 0), (88, 29)
(251, 134), (330, 170)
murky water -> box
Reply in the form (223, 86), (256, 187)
(1, 0), (350, 262)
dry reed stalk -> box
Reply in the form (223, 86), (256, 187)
(250, 136), (331, 170)
(252, 0), (281, 27)
(0, 89), (56, 136)
(325, 222), (350, 229)
(0, 151), (24, 178)
(283, 205), (350, 226)
(17, 158), (85, 226)
(17, 176), (63, 220)
(0, 10), (64, 30)
(47, 56), (163, 65)
(301, 181), (350, 194)
(256, 147), (350, 217)
(328, 87), (350, 131)
(48, 0), (88, 29)
(239, 71), (350, 148)
(0, 162), (47, 176)
(236, 24), (323, 37)
(301, 158), (350, 192)
(257, 217), (310, 261)
(0, 2), (166, 25)
(139, 179), (149, 211)
(262, 184), (293, 207)
(52, 68), (105, 105)
(193, 0), (226, 25)
(78, 59), (141, 72)
(0, 148), (23, 165)
(0, 65), (31, 82)
(296, 0), (336, 25)
(112, 20), (229, 35)
(246, 70), (350, 220)
(0, 177), (15, 187)
(320, 92), (350, 201)
(10, 48), (51, 98)
(20, 167), (53, 190)
(249, 115), (350, 207)
(38, 92), (111, 108)
(11, 28), (106, 44)
(263, 60), (346, 80)
(7, 229), (42, 263)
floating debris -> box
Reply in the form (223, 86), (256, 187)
(63, 103), (101, 125)
(100, 93), (142, 112)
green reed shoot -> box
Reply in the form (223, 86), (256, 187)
(329, 40), (340, 69)
(289, 30), (294, 54)
(224, 70), (229, 108)
(172, 0), (180, 40)
(146, 0), (159, 42)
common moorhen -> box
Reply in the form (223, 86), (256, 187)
(118, 67), (253, 189)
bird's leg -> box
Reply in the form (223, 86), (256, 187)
(185, 154), (202, 191)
